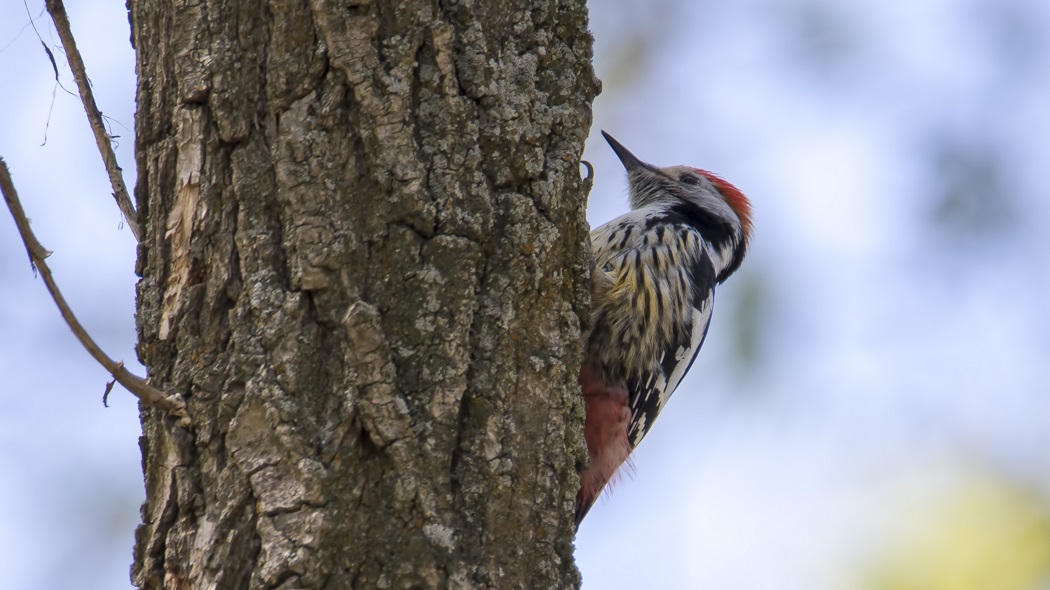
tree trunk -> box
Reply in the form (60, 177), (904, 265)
(128, 0), (598, 588)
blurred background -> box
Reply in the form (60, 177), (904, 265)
(1, 1), (1048, 588)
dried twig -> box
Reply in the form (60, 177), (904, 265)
(44, 0), (141, 241)
(0, 158), (188, 424)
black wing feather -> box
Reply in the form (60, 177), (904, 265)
(624, 252), (718, 448)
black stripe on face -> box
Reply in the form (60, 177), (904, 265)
(667, 203), (736, 253)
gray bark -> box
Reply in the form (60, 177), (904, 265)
(128, 0), (599, 588)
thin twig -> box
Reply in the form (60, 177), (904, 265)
(0, 158), (188, 424)
(44, 0), (141, 241)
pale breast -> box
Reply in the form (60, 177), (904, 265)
(588, 211), (710, 384)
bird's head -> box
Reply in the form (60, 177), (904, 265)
(602, 130), (753, 249)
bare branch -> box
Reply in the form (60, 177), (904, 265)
(44, 0), (141, 241)
(0, 158), (188, 424)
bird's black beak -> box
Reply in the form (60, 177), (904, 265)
(602, 131), (653, 173)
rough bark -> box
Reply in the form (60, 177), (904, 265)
(129, 0), (599, 588)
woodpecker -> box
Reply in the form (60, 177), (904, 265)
(575, 131), (753, 527)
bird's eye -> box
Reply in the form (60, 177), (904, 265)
(679, 174), (700, 186)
